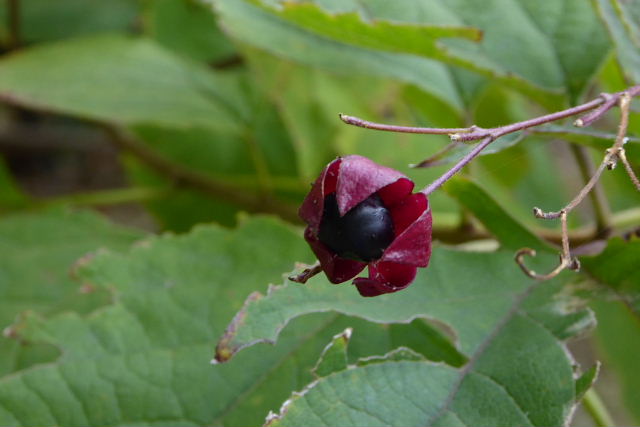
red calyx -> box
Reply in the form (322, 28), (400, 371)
(299, 155), (432, 297)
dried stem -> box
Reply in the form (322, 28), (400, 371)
(341, 86), (640, 280)
(421, 136), (494, 195)
(570, 144), (612, 235)
(101, 124), (301, 223)
(339, 114), (471, 135)
(519, 92), (638, 280)
(618, 147), (640, 190)
(574, 93), (617, 128)
(515, 211), (580, 280)
(288, 262), (322, 284)
(341, 85), (640, 197)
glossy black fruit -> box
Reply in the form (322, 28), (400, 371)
(318, 193), (395, 262)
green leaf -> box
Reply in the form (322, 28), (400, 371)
(575, 362), (599, 401)
(0, 217), (438, 426)
(122, 100), (305, 231)
(0, 209), (143, 328)
(266, 310), (588, 427)
(0, 0), (140, 44)
(582, 237), (640, 293)
(217, 248), (589, 359)
(388, 320), (467, 368)
(144, 0), (237, 63)
(594, 0), (640, 84)
(444, 177), (551, 252)
(355, 347), (426, 367)
(210, 0), (469, 111)
(312, 328), (351, 377)
(243, 0), (483, 58)
(211, 0), (609, 106)
(0, 35), (245, 131)
(0, 209), (144, 376)
(591, 299), (640, 424)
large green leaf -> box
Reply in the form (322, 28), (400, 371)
(0, 0), (139, 44)
(217, 247), (593, 426)
(591, 299), (640, 425)
(0, 217), (444, 426)
(210, 0), (609, 107)
(144, 0), (237, 63)
(0, 35), (245, 131)
(444, 177), (552, 252)
(123, 90), (305, 231)
(210, 0), (469, 111)
(0, 209), (143, 328)
(0, 209), (144, 376)
(594, 0), (640, 84)
(582, 237), (640, 294)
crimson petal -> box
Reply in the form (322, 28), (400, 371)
(353, 278), (392, 297)
(299, 159), (341, 230)
(381, 199), (432, 267)
(353, 261), (417, 297)
(336, 155), (406, 216)
(377, 178), (414, 208)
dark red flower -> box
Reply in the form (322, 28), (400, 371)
(299, 155), (432, 297)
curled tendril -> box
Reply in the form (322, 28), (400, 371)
(515, 248), (580, 281)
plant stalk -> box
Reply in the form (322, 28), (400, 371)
(583, 389), (615, 427)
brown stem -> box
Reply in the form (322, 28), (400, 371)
(341, 85), (640, 197)
(525, 92), (637, 280)
(288, 262), (322, 284)
(574, 93), (618, 128)
(421, 136), (494, 195)
(618, 147), (640, 190)
(7, 0), (20, 50)
(102, 124), (301, 223)
(570, 144), (612, 235)
(515, 211), (580, 280)
(339, 114), (471, 135)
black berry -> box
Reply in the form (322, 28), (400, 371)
(318, 193), (395, 262)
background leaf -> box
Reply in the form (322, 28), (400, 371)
(444, 177), (552, 252)
(594, 0), (640, 84)
(210, 0), (610, 106)
(0, 35), (245, 131)
(221, 249), (594, 426)
(0, 209), (144, 377)
(0, 217), (444, 427)
(0, 0), (140, 45)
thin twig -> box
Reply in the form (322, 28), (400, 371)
(519, 92), (637, 279)
(341, 85), (640, 198)
(574, 93), (617, 128)
(340, 87), (640, 144)
(618, 147), (640, 190)
(288, 262), (322, 284)
(421, 136), (494, 195)
(515, 211), (580, 280)
(341, 86), (640, 281)
(339, 114), (471, 135)
(570, 145), (612, 235)
(451, 86), (640, 143)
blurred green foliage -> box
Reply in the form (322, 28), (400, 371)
(0, 1), (638, 426)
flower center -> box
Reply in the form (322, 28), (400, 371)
(318, 193), (395, 262)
